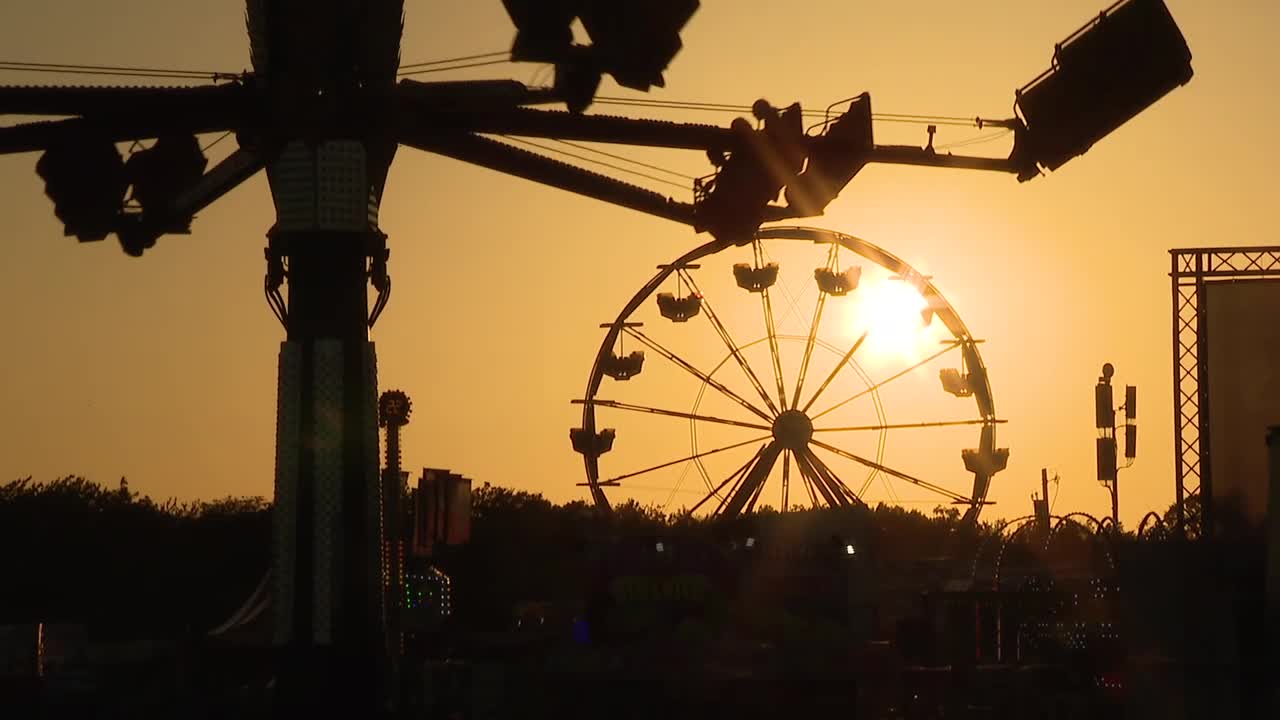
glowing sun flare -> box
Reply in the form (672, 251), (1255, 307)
(858, 280), (930, 359)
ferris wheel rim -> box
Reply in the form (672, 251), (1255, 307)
(578, 225), (1000, 518)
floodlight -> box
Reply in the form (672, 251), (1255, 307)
(1097, 437), (1117, 483)
(1095, 381), (1114, 430)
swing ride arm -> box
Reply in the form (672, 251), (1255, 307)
(867, 144), (1021, 175)
(0, 0), (1193, 254)
(400, 128), (799, 228)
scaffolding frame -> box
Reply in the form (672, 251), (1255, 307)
(1170, 246), (1280, 537)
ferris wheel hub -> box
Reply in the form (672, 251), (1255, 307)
(772, 409), (813, 451)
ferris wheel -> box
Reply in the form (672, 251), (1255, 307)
(571, 226), (1008, 521)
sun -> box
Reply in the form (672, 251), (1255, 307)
(855, 278), (932, 362)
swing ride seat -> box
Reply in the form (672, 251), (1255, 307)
(784, 92), (874, 216)
(693, 103), (805, 245)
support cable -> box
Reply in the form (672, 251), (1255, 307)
(592, 96), (985, 127)
(398, 51), (508, 71)
(397, 59), (510, 76)
(0, 59), (235, 80)
(497, 135), (691, 192)
(550, 138), (697, 180)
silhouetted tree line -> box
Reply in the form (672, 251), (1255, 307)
(445, 484), (991, 631)
(0, 476), (269, 637)
(1, 476), (1195, 637)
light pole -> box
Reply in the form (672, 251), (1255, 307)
(1095, 363), (1137, 528)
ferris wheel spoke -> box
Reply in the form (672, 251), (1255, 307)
(792, 448), (840, 507)
(790, 290), (827, 410)
(802, 471), (820, 508)
(792, 449), (835, 506)
(721, 441), (782, 518)
(625, 327), (772, 422)
(813, 418), (1005, 433)
(791, 449), (820, 508)
(680, 269), (781, 416)
(759, 287), (789, 411)
(781, 449), (791, 511)
(810, 437), (970, 504)
(602, 434), (770, 485)
(743, 471), (768, 514)
(801, 446), (860, 506)
(574, 399), (772, 431)
(811, 341), (963, 421)
(799, 447), (854, 505)
(751, 240), (789, 410)
(690, 444), (764, 515)
(801, 330), (868, 414)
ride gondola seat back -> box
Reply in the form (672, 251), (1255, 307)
(1015, 0), (1193, 175)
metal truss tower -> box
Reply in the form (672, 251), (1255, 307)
(1170, 247), (1280, 538)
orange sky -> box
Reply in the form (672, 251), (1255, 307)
(1, 1), (1276, 526)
